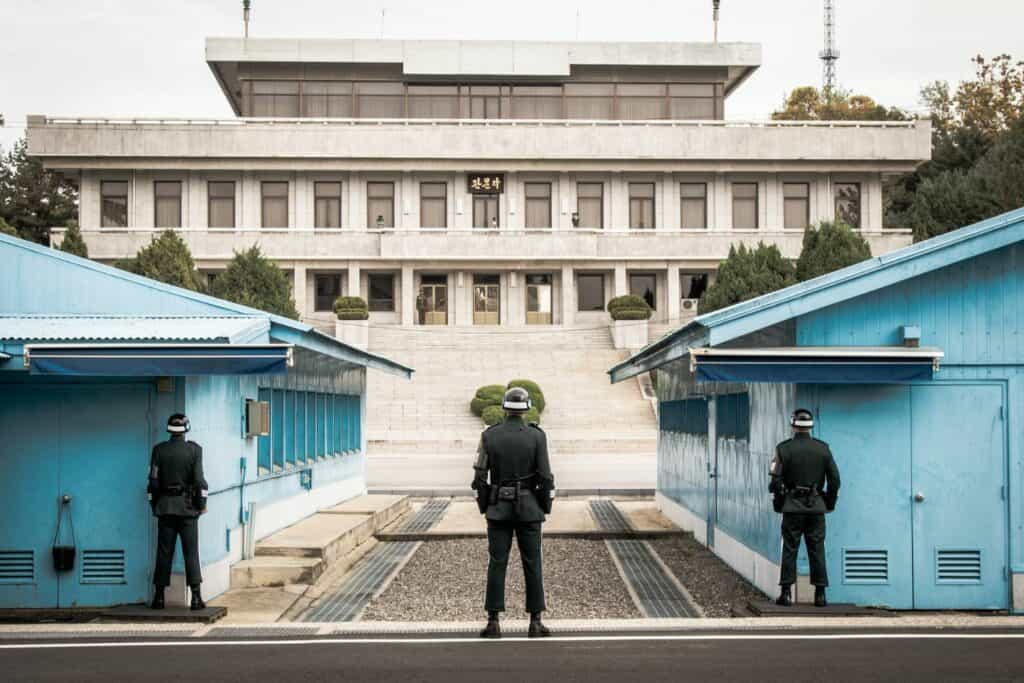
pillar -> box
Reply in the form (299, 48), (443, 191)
(400, 264), (415, 327)
(561, 264), (575, 326)
(347, 262), (361, 297)
(614, 263), (628, 297)
(667, 264), (681, 324)
(293, 264), (308, 319)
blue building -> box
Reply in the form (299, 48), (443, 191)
(610, 207), (1024, 611)
(0, 234), (411, 609)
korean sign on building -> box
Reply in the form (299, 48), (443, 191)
(467, 174), (505, 194)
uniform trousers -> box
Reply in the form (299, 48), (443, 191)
(485, 520), (545, 613)
(780, 513), (828, 587)
(153, 515), (202, 587)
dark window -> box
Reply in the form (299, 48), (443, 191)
(208, 181), (235, 228)
(251, 81), (299, 117)
(314, 274), (341, 312)
(577, 273), (605, 311)
(261, 181), (289, 228)
(565, 83), (613, 120)
(100, 180), (128, 228)
(669, 84), (716, 119)
(154, 181), (182, 228)
(629, 273), (657, 310)
(576, 182), (603, 229)
(473, 195), (499, 229)
(367, 182), (395, 228)
(835, 182), (862, 228)
(420, 182), (447, 228)
(617, 84), (665, 120)
(314, 182), (342, 229)
(510, 86), (562, 119)
(680, 272), (710, 300)
(368, 273), (395, 312)
(356, 82), (404, 118)
(716, 393), (750, 440)
(629, 183), (656, 229)
(783, 183), (810, 229)
(524, 182), (552, 229)
(732, 183), (758, 230)
(303, 82), (353, 117)
(469, 85), (504, 119)
(680, 183), (707, 229)
(407, 85), (459, 118)
(660, 398), (709, 435)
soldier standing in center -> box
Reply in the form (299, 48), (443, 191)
(472, 387), (555, 639)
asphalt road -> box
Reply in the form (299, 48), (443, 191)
(4, 633), (1024, 682)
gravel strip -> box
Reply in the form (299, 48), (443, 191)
(362, 539), (641, 621)
(649, 535), (767, 618)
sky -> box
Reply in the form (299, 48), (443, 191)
(1, 0), (1022, 151)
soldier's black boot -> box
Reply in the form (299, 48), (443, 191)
(528, 613), (551, 638)
(190, 585), (206, 611)
(814, 586), (827, 607)
(775, 585), (793, 607)
(150, 587), (165, 610)
(480, 612), (501, 639)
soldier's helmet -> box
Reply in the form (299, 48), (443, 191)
(790, 408), (814, 429)
(167, 413), (191, 434)
(502, 387), (531, 413)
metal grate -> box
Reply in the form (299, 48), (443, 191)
(399, 499), (451, 533)
(300, 541), (418, 622)
(589, 500), (633, 533)
(0, 550), (34, 584)
(843, 549), (889, 584)
(607, 540), (697, 618)
(936, 549), (982, 584)
(81, 549), (126, 584)
(206, 626), (321, 638)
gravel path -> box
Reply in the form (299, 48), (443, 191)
(650, 535), (767, 617)
(361, 539), (641, 620)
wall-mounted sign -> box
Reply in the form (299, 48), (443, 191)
(467, 174), (505, 194)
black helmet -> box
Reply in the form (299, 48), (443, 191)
(502, 387), (531, 412)
(790, 408), (814, 429)
(167, 413), (190, 434)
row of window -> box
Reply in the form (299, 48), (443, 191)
(100, 179), (862, 230)
(256, 389), (360, 473)
(244, 80), (719, 121)
(660, 393), (750, 440)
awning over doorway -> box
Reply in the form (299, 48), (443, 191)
(24, 343), (293, 376)
(689, 346), (944, 384)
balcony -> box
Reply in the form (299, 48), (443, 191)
(27, 116), (931, 171)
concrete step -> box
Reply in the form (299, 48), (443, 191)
(230, 557), (324, 588)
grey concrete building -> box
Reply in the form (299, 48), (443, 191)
(29, 37), (930, 332)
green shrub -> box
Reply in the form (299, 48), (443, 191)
(506, 379), (545, 414)
(471, 384), (506, 417)
(524, 407), (541, 425)
(481, 405), (506, 426)
(58, 220), (88, 258)
(210, 246), (299, 319)
(334, 296), (369, 320)
(607, 294), (653, 321)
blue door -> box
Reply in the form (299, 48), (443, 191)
(910, 384), (1007, 609)
(0, 383), (154, 608)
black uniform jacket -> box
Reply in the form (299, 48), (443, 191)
(473, 416), (554, 523)
(769, 432), (841, 514)
(148, 435), (208, 517)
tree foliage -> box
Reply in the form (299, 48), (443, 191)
(796, 221), (872, 282)
(772, 86), (910, 122)
(119, 229), (204, 291)
(0, 216), (17, 237)
(698, 243), (797, 315)
(58, 220), (89, 258)
(210, 246), (300, 319)
(0, 138), (78, 244)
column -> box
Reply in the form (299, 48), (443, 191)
(557, 173), (572, 230)
(561, 264), (575, 326)
(667, 264), (681, 323)
(347, 262), (361, 297)
(614, 263), (628, 297)
(293, 264), (308, 319)
(400, 264), (415, 327)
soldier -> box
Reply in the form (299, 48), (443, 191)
(148, 413), (209, 610)
(472, 387), (555, 639)
(769, 408), (840, 607)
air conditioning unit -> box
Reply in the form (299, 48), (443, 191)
(245, 399), (270, 437)
(681, 298), (700, 312)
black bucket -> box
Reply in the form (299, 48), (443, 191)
(52, 545), (76, 573)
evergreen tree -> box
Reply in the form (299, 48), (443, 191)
(796, 221), (873, 282)
(0, 138), (78, 244)
(698, 243), (797, 315)
(0, 216), (17, 237)
(121, 230), (204, 291)
(210, 246), (299, 319)
(58, 220), (89, 258)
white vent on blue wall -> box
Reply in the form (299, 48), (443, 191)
(81, 549), (126, 584)
(936, 549), (982, 584)
(0, 550), (34, 584)
(842, 548), (888, 584)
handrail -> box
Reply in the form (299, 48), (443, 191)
(36, 115), (921, 130)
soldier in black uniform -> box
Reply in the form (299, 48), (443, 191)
(769, 408), (841, 607)
(148, 413), (209, 610)
(472, 387), (555, 639)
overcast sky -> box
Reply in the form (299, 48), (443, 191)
(2, 0), (1022, 150)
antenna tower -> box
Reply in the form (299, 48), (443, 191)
(819, 0), (840, 95)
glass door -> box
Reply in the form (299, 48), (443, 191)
(473, 274), (500, 325)
(526, 274), (552, 325)
(417, 275), (448, 325)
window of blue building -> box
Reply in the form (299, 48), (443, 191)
(256, 389), (360, 475)
(659, 397), (708, 435)
(716, 393), (750, 440)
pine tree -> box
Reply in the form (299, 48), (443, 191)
(210, 246), (299, 319)
(121, 230), (204, 291)
(698, 243), (797, 314)
(796, 221), (873, 282)
(0, 216), (17, 237)
(58, 221), (89, 258)
(0, 138), (78, 244)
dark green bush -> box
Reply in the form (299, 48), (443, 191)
(334, 296), (369, 320)
(481, 405), (506, 426)
(524, 407), (541, 425)
(506, 379), (545, 414)
(607, 294), (653, 321)
(471, 384), (506, 417)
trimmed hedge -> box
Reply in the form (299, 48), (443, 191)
(471, 384), (506, 417)
(507, 379), (545, 414)
(334, 296), (369, 320)
(607, 294), (653, 321)
(472, 380), (545, 425)
(482, 405), (541, 426)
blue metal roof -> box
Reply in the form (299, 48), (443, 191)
(0, 315), (269, 344)
(610, 206), (1024, 382)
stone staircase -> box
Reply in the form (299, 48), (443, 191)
(365, 325), (657, 455)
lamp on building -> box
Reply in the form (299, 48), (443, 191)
(376, 214), (385, 229)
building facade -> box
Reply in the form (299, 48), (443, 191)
(28, 38), (929, 332)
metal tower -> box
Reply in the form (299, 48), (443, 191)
(819, 0), (840, 94)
